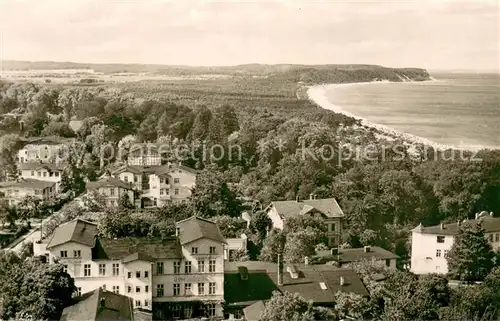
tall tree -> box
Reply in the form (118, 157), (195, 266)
(447, 221), (495, 282)
(189, 106), (213, 141)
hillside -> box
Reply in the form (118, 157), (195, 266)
(1, 60), (431, 83)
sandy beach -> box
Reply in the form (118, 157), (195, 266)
(306, 81), (485, 152)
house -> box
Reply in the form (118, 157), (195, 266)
(0, 178), (56, 206)
(60, 287), (151, 321)
(17, 136), (73, 164)
(123, 143), (162, 167)
(35, 216), (227, 320)
(86, 175), (135, 208)
(410, 211), (500, 275)
(110, 163), (197, 208)
(223, 260), (368, 320)
(224, 234), (248, 262)
(265, 195), (344, 247)
(18, 162), (65, 192)
(315, 246), (399, 269)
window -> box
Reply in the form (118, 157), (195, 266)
(136, 286), (141, 293)
(436, 266), (441, 271)
(49, 172), (54, 177)
(209, 259), (216, 273)
(174, 261), (181, 274)
(102, 284), (107, 291)
(127, 286), (132, 293)
(145, 285), (149, 293)
(198, 260), (205, 273)
(198, 283), (205, 295)
(99, 264), (106, 276)
(206, 303), (216, 316)
(84, 264), (91, 276)
(192, 247), (198, 254)
(74, 250), (81, 257)
(157, 262), (164, 274)
(496, 234), (500, 242)
(437, 236), (445, 243)
(489, 234), (494, 242)
(174, 178), (180, 183)
(185, 283), (192, 295)
(330, 223), (336, 232)
(55, 172), (59, 177)
(160, 177), (164, 184)
(209, 246), (216, 254)
(160, 189), (164, 195)
(128, 272), (132, 279)
(37, 171), (41, 177)
(60, 250), (68, 258)
(76, 287), (81, 297)
(144, 271), (149, 278)
(144, 300), (149, 307)
(444, 250), (449, 258)
(436, 249), (442, 257)
(43, 172), (47, 177)
(134, 175), (138, 183)
(112, 263), (119, 276)
(135, 300), (141, 307)
(157, 284), (164, 297)
(110, 188), (115, 196)
(173, 283), (180, 296)
(136, 271), (141, 278)
(385, 259), (391, 267)
(113, 286), (119, 294)
(185, 261), (192, 274)
(30, 171), (34, 176)
(63, 265), (68, 273)
(174, 188), (179, 195)
(209, 282), (216, 295)
(124, 176), (128, 182)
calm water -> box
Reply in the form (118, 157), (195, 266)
(325, 73), (500, 149)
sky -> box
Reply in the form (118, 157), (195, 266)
(0, 0), (498, 70)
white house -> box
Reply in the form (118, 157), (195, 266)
(0, 178), (56, 206)
(110, 163), (197, 208)
(17, 136), (72, 164)
(410, 212), (500, 275)
(35, 216), (227, 320)
(265, 195), (344, 247)
(18, 162), (65, 192)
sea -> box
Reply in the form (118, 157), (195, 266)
(323, 73), (500, 150)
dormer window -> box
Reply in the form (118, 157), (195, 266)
(191, 247), (198, 254)
(437, 236), (445, 243)
(60, 251), (68, 258)
(73, 250), (81, 257)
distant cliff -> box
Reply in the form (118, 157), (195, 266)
(268, 65), (432, 85)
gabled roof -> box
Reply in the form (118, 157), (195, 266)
(93, 237), (182, 261)
(19, 162), (65, 171)
(176, 216), (226, 245)
(111, 165), (146, 175)
(224, 261), (368, 306)
(60, 288), (134, 321)
(20, 136), (73, 146)
(0, 178), (56, 190)
(413, 215), (500, 236)
(47, 219), (98, 250)
(269, 198), (344, 219)
(243, 301), (266, 321)
(87, 176), (133, 190)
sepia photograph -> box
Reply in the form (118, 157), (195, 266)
(0, 0), (499, 320)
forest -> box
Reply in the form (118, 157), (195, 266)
(0, 65), (499, 263)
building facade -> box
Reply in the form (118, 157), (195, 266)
(35, 216), (228, 320)
(18, 163), (65, 192)
(110, 163), (197, 208)
(0, 178), (56, 206)
(265, 196), (344, 247)
(17, 136), (72, 164)
(410, 213), (500, 275)
(85, 175), (135, 208)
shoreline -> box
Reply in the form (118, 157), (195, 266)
(307, 81), (491, 152)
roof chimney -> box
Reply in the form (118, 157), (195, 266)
(440, 223), (445, 230)
(296, 196), (300, 202)
(277, 254), (283, 286)
(309, 193), (314, 200)
(364, 246), (371, 253)
(340, 276), (345, 286)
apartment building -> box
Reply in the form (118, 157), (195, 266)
(110, 163), (197, 208)
(265, 195), (344, 247)
(18, 162), (65, 192)
(34, 216), (227, 320)
(86, 175), (135, 208)
(0, 178), (55, 206)
(410, 212), (500, 275)
(17, 136), (72, 164)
